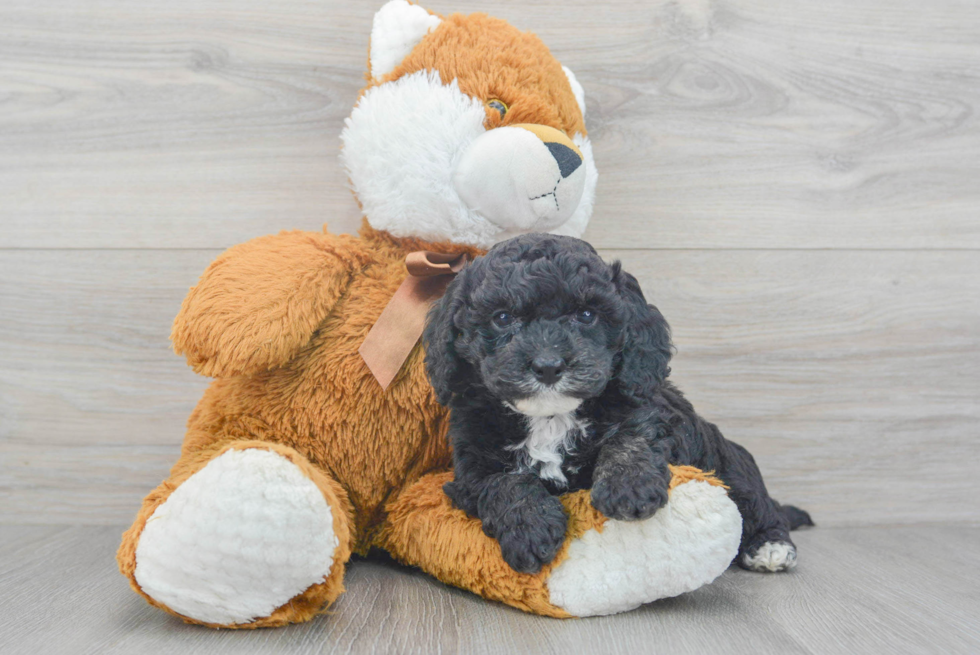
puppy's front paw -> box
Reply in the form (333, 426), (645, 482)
(495, 496), (568, 574)
(591, 467), (669, 521)
(443, 480), (477, 515)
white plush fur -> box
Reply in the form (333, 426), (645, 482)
(549, 133), (597, 241)
(507, 412), (588, 485)
(453, 126), (587, 240)
(342, 71), (497, 246)
(547, 480), (742, 617)
(743, 541), (798, 572)
(133, 449), (339, 625)
(341, 70), (598, 248)
(562, 65), (587, 117)
(370, 0), (442, 79)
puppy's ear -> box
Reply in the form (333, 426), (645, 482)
(612, 262), (672, 401)
(423, 273), (467, 405)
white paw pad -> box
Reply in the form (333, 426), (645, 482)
(743, 541), (798, 572)
(546, 481), (743, 617)
(134, 449), (339, 625)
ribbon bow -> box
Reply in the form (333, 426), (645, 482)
(359, 251), (468, 390)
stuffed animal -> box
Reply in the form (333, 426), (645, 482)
(117, 0), (742, 627)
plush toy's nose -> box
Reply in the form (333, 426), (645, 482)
(509, 123), (583, 178)
(545, 142), (583, 178)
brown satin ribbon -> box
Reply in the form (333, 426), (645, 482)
(359, 251), (468, 390)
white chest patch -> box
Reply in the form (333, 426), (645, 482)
(508, 412), (588, 486)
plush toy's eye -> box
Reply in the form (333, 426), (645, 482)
(574, 308), (597, 325)
(487, 99), (508, 119)
(492, 311), (515, 328)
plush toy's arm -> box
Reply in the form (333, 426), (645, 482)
(172, 230), (364, 378)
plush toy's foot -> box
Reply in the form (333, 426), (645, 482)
(546, 471), (742, 616)
(378, 466), (742, 618)
(118, 441), (352, 628)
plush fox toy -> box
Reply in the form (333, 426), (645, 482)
(117, 1), (742, 626)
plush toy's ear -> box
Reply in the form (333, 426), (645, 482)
(422, 273), (468, 405)
(612, 262), (673, 402)
(370, 0), (442, 79)
(562, 65), (587, 119)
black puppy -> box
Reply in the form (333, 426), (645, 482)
(423, 234), (812, 574)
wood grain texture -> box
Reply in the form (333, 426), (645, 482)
(2, 249), (977, 525)
(0, 250), (213, 523)
(1, 0), (978, 249)
(1, 525), (978, 654)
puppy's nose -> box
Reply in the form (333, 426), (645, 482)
(531, 356), (566, 386)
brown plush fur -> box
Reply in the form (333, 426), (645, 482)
(169, 224), (480, 546)
(117, 7), (721, 626)
(372, 12), (586, 136)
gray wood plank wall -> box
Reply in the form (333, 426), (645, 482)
(2, 0), (978, 526)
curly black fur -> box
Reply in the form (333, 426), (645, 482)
(423, 234), (812, 574)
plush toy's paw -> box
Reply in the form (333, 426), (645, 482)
(591, 465), (669, 521)
(546, 476), (742, 616)
(741, 540), (798, 572)
(133, 448), (340, 625)
(378, 468), (743, 619)
(495, 495), (568, 574)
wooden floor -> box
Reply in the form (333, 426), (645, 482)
(1, 525), (977, 655)
(1, 0), (979, 651)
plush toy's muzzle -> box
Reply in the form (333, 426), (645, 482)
(453, 123), (586, 237)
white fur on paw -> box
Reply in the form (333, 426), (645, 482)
(546, 481), (742, 617)
(134, 449), (339, 625)
(743, 541), (797, 572)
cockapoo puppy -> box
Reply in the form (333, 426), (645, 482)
(423, 234), (812, 574)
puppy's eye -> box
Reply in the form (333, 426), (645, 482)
(487, 99), (508, 119)
(574, 308), (597, 325)
(492, 311), (515, 328)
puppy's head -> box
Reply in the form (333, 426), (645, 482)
(423, 234), (672, 415)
